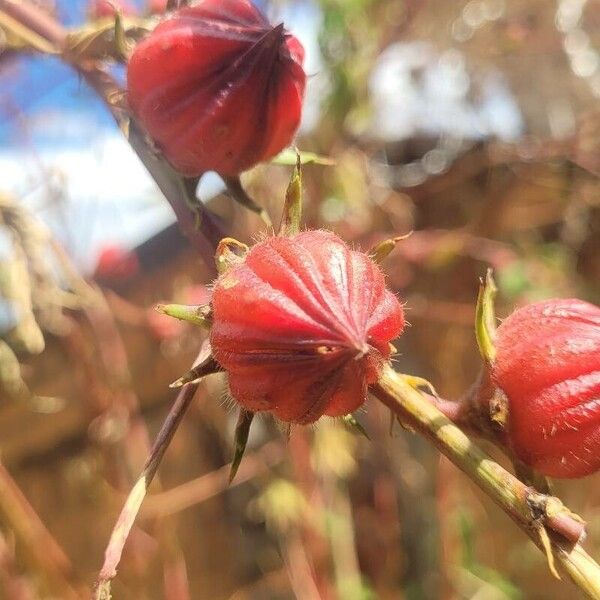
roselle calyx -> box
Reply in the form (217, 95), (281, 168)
(488, 298), (600, 478)
(209, 230), (405, 424)
(126, 0), (306, 177)
(162, 160), (405, 478)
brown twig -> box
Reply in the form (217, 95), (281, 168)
(0, 463), (83, 599)
(94, 356), (221, 599)
(83, 290), (192, 599)
(0, 531), (35, 600)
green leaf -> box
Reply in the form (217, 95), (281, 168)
(475, 269), (498, 364)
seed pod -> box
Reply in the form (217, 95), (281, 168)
(126, 0), (306, 176)
(210, 230), (405, 424)
(492, 299), (600, 478)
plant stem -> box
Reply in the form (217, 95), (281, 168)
(94, 356), (221, 599)
(372, 363), (600, 600)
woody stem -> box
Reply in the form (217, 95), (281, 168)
(372, 363), (600, 600)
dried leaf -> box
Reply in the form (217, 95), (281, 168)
(215, 237), (249, 274)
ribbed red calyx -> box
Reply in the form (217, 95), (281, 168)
(210, 230), (405, 424)
(492, 298), (600, 478)
(126, 0), (306, 177)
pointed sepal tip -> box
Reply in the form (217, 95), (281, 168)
(278, 149), (303, 237)
(229, 409), (255, 483)
(475, 269), (498, 364)
(155, 302), (212, 328)
(368, 232), (413, 265)
(342, 414), (370, 440)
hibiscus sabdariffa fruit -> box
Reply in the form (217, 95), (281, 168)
(210, 230), (405, 424)
(491, 298), (600, 478)
(126, 0), (306, 177)
(157, 161), (406, 477)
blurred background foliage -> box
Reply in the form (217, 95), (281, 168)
(0, 0), (599, 598)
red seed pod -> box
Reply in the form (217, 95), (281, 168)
(126, 0), (306, 177)
(210, 230), (405, 424)
(492, 298), (600, 478)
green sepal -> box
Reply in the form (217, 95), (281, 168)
(278, 151), (302, 236)
(155, 303), (212, 328)
(222, 176), (271, 227)
(342, 414), (370, 440)
(169, 342), (220, 388)
(169, 361), (218, 388)
(475, 269), (498, 364)
(368, 232), (413, 265)
(230, 409), (255, 483)
(113, 11), (128, 60)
